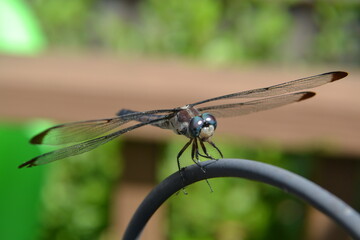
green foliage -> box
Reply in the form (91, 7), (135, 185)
(140, 0), (221, 56)
(0, 122), (49, 240)
(0, 120), (122, 240)
(27, 0), (359, 64)
(313, 3), (360, 63)
(38, 138), (122, 240)
(0, 0), (46, 54)
(30, 0), (96, 46)
(218, 2), (291, 62)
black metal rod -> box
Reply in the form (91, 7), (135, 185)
(123, 159), (360, 240)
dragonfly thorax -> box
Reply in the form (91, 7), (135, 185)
(170, 107), (217, 140)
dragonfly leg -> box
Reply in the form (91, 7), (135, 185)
(177, 138), (193, 171)
(193, 138), (202, 161)
(191, 138), (197, 160)
(191, 138), (212, 160)
(207, 140), (223, 159)
(177, 138), (213, 193)
(177, 139), (193, 194)
(199, 140), (214, 159)
(194, 139), (214, 192)
(191, 139), (206, 173)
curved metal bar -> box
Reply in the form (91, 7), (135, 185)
(123, 159), (360, 240)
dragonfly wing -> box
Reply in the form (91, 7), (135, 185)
(31, 117), (131, 145)
(19, 117), (169, 168)
(22, 131), (120, 168)
(192, 71), (347, 106)
(31, 108), (175, 145)
(198, 92), (315, 118)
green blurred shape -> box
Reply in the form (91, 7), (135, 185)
(38, 137), (123, 240)
(0, 0), (46, 54)
(0, 119), (122, 240)
(0, 122), (48, 240)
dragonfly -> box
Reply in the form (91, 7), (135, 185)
(19, 71), (347, 171)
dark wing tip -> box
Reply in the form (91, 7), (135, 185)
(30, 134), (44, 144)
(30, 128), (51, 144)
(330, 71), (348, 82)
(30, 134), (43, 144)
(299, 91), (316, 101)
(18, 159), (37, 168)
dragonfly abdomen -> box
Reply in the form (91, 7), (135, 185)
(117, 109), (170, 129)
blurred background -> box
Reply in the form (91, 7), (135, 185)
(0, 0), (359, 240)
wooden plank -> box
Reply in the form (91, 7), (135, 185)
(109, 139), (165, 240)
(305, 156), (359, 240)
(1, 54), (359, 155)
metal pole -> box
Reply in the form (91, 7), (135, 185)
(123, 159), (360, 240)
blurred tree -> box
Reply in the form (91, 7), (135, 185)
(0, 0), (46, 54)
(28, 0), (360, 65)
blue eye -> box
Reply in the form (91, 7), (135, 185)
(202, 113), (217, 129)
(189, 116), (204, 137)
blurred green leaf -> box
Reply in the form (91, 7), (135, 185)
(27, 0), (360, 65)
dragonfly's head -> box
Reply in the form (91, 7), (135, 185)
(189, 113), (217, 141)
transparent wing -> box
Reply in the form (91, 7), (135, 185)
(192, 71), (347, 106)
(31, 118), (129, 145)
(19, 118), (169, 168)
(198, 92), (315, 118)
(31, 109), (175, 145)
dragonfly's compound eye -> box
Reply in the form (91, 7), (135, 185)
(189, 116), (204, 137)
(202, 113), (217, 129)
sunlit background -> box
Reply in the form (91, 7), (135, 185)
(0, 1), (359, 240)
